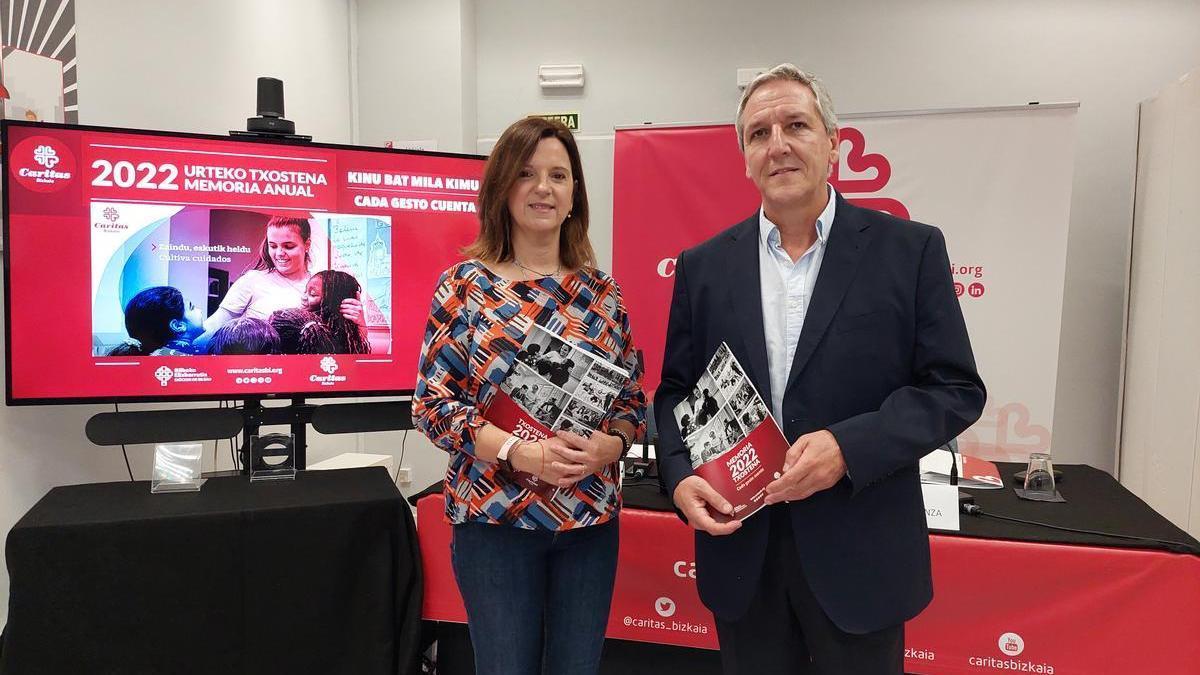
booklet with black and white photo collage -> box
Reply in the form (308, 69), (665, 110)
(673, 343), (789, 522)
(485, 324), (631, 497)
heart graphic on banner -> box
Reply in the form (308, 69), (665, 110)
(833, 127), (891, 193)
(833, 127), (911, 219)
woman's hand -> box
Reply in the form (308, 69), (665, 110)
(511, 437), (590, 488)
(339, 298), (366, 327)
(552, 429), (623, 476)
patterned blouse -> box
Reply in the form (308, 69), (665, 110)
(413, 260), (646, 530)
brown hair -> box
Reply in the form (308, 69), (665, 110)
(252, 216), (312, 273)
(463, 117), (595, 270)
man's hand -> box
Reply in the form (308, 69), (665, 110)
(764, 430), (847, 505)
(554, 429), (622, 475)
(673, 475), (742, 536)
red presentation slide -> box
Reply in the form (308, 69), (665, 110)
(3, 121), (484, 403)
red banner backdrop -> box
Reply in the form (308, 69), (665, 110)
(612, 112), (1081, 466)
(612, 124), (906, 397)
(419, 496), (1200, 674)
(613, 125), (749, 399)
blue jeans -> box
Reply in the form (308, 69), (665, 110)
(450, 517), (619, 675)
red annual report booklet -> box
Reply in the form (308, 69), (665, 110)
(484, 324), (631, 498)
(673, 343), (790, 521)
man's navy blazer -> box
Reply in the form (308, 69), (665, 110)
(654, 196), (986, 634)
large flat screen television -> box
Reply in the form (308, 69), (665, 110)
(3, 121), (485, 404)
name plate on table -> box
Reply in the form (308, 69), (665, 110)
(921, 483), (960, 531)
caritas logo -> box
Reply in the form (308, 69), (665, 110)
(94, 206), (128, 232)
(11, 136), (76, 193)
(311, 356), (347, 386)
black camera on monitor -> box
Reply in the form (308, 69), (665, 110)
(233, 76), (311, 141)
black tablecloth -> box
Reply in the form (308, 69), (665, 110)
(619, 462), (1200, 553)
(412, 462), (1200, 554)
(1, 467), (421, 675)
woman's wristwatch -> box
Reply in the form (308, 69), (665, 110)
(498, 434), (522, 471)
(606, 427), (633, 455)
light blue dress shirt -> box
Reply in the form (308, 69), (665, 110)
(758, 185), (837, 423)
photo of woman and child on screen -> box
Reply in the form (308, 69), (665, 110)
(101, 215), (379, 357)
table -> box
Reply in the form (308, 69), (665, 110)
(1, 467), (421, 675)
(416, 463), (1200, 674)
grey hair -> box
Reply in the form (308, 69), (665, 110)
(735, 63), (838, 151)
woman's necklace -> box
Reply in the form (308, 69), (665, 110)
(513, 257), (561, 279)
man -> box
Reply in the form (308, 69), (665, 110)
(654, 64), (985, 674)
(679, 413), (695, 439)
(696, 387), (719, 427)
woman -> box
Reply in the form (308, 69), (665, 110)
(198, 216), (363, 346)
(413, 117), (646, 675)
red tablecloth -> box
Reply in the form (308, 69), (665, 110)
(418, 495), (1200, 675)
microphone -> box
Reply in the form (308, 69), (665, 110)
(944, 437), (975, 508)
(947, 437), (959, 486)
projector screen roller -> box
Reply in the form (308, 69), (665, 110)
(3, 121), (485, 404)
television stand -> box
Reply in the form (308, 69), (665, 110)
(85, 397), (413, 475)
(240, 396), (314, 471)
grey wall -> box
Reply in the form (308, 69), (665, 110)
(1121, 68), (1200, 538)
(355, 0), (476, 151)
